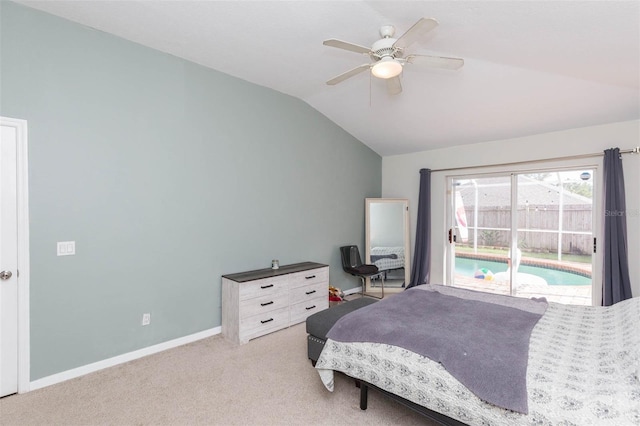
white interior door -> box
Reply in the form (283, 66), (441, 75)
(0, 123), (19, 397)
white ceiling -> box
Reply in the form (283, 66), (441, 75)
(15, 1), (640, 156)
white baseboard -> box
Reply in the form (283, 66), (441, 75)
(29, 327), (221, 391)
(343, 286), (363, 295)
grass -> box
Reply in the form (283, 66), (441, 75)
(455, 245), (592, 264)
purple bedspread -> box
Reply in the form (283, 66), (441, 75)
(326, 287), (547, 414)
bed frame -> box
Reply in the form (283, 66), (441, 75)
(356, 379), (467, 426)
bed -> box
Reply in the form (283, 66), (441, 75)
(315, 285), (640, 425)
(370, 246), (405, 272)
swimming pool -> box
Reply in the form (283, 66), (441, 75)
(455, 257), (591, 286)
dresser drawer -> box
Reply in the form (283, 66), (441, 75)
(290, 296), (328, 325)
(239, 307), (289, 342)
(239, 277), (287, 301)
(288, 267), (328, 289)
(240, 291), (288, 318)
(289, 281), (326, 305)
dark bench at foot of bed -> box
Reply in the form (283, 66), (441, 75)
(306, 297), (378, 365)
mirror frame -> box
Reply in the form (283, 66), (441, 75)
(365, 198), (411, 294)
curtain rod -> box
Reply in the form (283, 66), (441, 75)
(429, 146), (640, 173)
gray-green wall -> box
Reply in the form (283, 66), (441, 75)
(0, 2), (381, 380)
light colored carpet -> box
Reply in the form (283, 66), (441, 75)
(0, 323), (436, 425)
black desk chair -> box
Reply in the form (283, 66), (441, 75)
(340, 245), (384, 299)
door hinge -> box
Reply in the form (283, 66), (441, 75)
(448, 229), (457, 244)
(593, 237), (597, 254)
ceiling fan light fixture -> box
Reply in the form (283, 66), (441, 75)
(371, 57), (402, 79)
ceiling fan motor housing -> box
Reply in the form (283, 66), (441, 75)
(371, 37), (401, 60)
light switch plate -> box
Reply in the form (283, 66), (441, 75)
(57, 241), (76, 256)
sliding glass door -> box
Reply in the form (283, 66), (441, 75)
(449, 169), (594, 305)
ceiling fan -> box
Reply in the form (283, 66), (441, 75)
(323, 17), (464, 95)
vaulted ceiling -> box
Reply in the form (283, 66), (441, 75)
(15, 1), (640, 156)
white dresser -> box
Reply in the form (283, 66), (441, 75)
(222, 262), (329, 344)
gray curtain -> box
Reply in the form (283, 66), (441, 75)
(602, 148), (632, 306)
(408, 168), (431, 288)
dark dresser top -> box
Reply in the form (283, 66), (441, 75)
(222, 261), (328, 283)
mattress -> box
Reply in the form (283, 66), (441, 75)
(315, 286), (640, 425)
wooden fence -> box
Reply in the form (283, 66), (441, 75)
(458, 205), (592, 254)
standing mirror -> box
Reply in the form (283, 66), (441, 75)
(365, 198), (411, 294)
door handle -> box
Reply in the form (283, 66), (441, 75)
(0, 270), (12, 280)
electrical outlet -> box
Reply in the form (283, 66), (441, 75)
(142, 313), (151, 326)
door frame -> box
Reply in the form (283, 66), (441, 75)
(1, 116), (30, 393)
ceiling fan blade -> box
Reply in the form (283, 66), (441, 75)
(326, 64), (371, 85)
(406, 54), (464, 70)
(323, 39), (371, 55)
(393, 18), (439, 50)
(386, 76), (402, 95)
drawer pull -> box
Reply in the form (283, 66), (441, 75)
(305, 290), (316, 295)
(261, 318), (274, 324)
(305, 275), (316, 279)
(305, 305), (317, 310)
(260, 284), (274, 289)
(260, 301), (274, 306)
